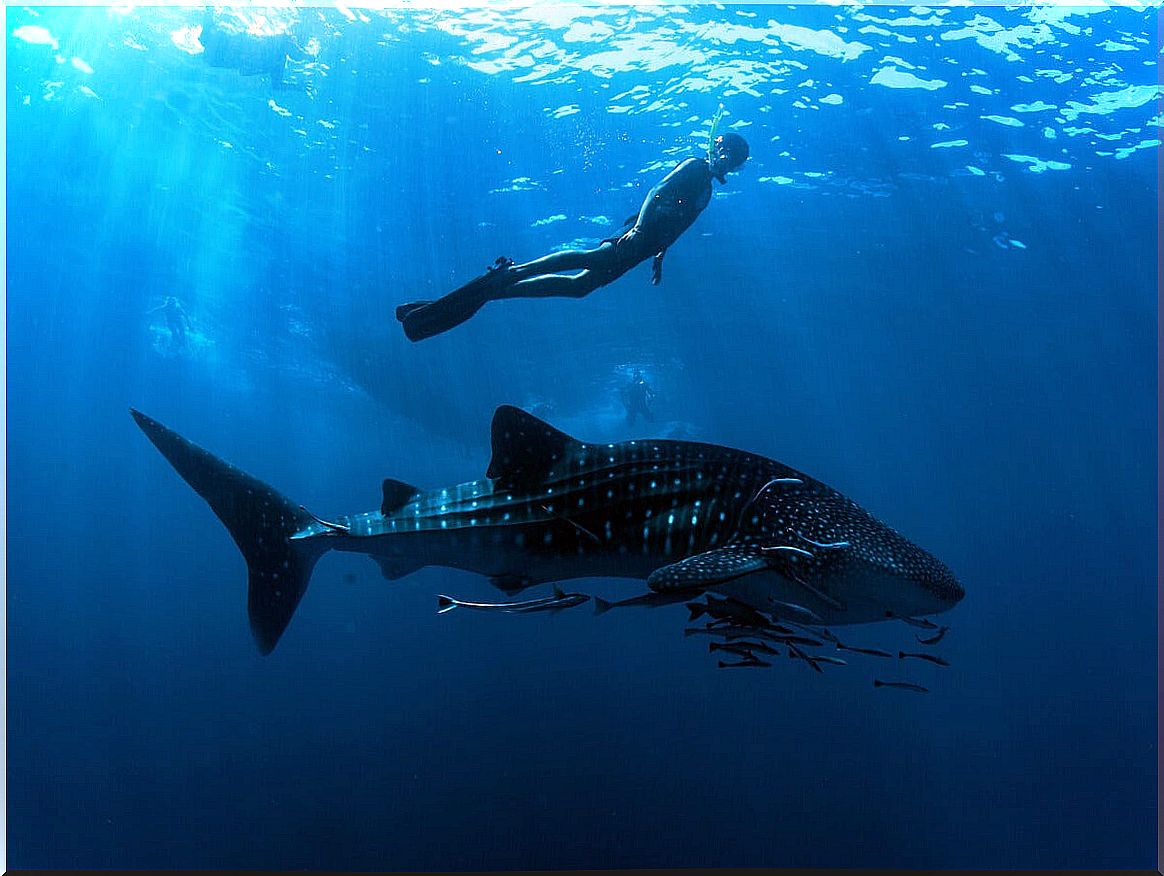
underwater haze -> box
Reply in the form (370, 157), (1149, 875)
(6, 3), (1159, 870)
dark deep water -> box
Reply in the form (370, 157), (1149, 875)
(5, 5), (1159, 870)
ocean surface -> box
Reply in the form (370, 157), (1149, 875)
(5, 4), (1159, 870)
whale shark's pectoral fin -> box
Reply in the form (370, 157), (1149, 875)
(372, 555), (425, 581)
(648, 549), (768, 593)
(489, 573), (532, 594)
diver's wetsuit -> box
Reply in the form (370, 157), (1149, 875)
(200, 11), (303, 89)
(623, 377), (655, 427)
(397, 156), (718, 342)
(165, 300), (189, 348)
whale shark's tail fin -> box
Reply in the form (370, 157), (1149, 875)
(130, 409), (330, 655)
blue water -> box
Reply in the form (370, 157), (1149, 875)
(6, 5), (1158, 870)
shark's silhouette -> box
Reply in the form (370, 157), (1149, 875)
(131, 405), (964, 654)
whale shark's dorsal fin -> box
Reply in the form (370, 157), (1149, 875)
(381, 478), (422, 516)
(486, 405), (580, 490)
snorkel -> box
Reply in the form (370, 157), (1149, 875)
(707, 104), (727, 182)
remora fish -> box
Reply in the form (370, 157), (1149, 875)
(130, 405), (964, 654)
(873, 680), (929, 693)
(709, 640), (779, 656)
(898, 650), (950, 667)
(437, 586), (588, 614)
(916, 625), (950, 645)
(836, 642), (894, 658)
(718, 658), (772, 669)
(686, 594), (770, 627)
(592, 590), (693, 615)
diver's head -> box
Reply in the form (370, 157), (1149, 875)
(710, 133), (749, 182)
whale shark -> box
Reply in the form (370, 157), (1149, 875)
(130, 405), (964, 654)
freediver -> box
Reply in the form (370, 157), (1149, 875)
(622, 369), (656, 427)
(149, 296), (192, 349)
(395, 131), (750, 342)
(198, 9), (310, 90)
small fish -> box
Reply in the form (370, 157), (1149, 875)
(873, 680), (929, 693)
(785, 645), (845, 669)
(684, 626), (722, 638)
(593, 591), (693, 615)
(717, 621), (796, 636)
(886, 612), (939, 629)
(898, 651), (949, 667)
(719, 621), (796, 637)
(709, 641), (756, 658)
(437, 586), (588, 614)
(768, 634), (823, 647)
(836, 642), (894, 658)
(688, 595), (770, 627)
(718, 657), (772, 669)
(709, 640), (779, 657)
(806, 654), (847, 667)
(732, 627), (820, 647)
(786, 621), (839, 643)
(916, 625), (950, 645)
(811, 626), (841, 644)
(785, 642), (823, 673)
(767, 600), (823, 623)
(684, 626), (815, 649)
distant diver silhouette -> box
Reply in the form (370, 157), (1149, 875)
(198, 9), (310, 90)
(396, 130), (750, 342)
(149, 296), (192, 349)
(622, 370), (656, 427)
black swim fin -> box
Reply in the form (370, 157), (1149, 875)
(395, 301), (431, 322)
(400, 262), (515, 342)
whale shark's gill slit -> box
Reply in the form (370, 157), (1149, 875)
(540, 504), (602, 545)
(299, 506), (351, 533)
(784, 567), (846, 611)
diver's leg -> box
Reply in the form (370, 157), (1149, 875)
(493, 270), (608, 301)
(508, 245), (608, 280)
